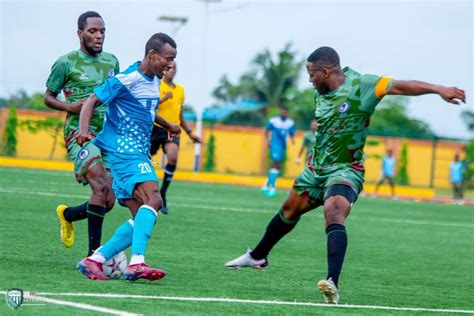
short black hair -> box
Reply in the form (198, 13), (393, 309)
(307, 46), (340, 67)
(145, 33), (177, 56)
(279, 106), (289, 112)
(77, 11), (103, 31)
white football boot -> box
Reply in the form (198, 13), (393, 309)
(225, 250), (268, 270)
(317, 278), (339, 304)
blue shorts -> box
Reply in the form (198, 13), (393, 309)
(270, 145), (285, 162)
(108, 153), (158, 200)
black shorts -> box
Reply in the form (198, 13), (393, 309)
(150, 125), (180, 156)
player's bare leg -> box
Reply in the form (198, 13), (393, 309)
(85, 164), (115, 256)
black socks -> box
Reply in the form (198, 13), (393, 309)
(326, 224), (348, 287)
(250, 211), (299, 260)
(160, 163), (176, 206)
(63, 202), (88, 222)
(87, 204), (106, 256)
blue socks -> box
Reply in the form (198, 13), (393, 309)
(132, 205), (158, 256)
(98, 219), (134, 260)
(266, 168), (280, 188)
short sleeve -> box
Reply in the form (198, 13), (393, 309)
(46, 58), (69, 93)
(289, 122), (296, 136)
(94, 76), (124, 104)
(265, 121), (273, 131)
(180, 86), (185, 107)
(360, 74), (394, 113)
(113, 56), (120, 75)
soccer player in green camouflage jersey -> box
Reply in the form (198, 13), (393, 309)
(296, 119), (318, 164)
(44, 11), (119, 256)
(225, 47), (466, 304)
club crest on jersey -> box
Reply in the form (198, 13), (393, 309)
(108, 68), (115, 77)
(338, 102), (350, 113)
(6, 288), (23, 309)
(78, 148), (89, 160)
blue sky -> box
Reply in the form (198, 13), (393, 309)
(1, 0), (472, 138)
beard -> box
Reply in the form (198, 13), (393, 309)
(82, 38), (102, 55)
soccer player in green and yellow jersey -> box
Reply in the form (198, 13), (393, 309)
(225, 47), (465, 304)
(44, 11), (119, 256)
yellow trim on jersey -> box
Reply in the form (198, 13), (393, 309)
(375, 77), (394, 98)
(156, 81), (185, 126)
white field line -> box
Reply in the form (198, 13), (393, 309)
(0, 291), (141, 316)
(34, 292), (474, 314)
(0, 187), (472, 229)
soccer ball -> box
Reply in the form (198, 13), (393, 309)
(103, 251), (128, 279)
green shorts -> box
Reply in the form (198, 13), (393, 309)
(293, 164), (364, 205)
(67, 138), (109, 185)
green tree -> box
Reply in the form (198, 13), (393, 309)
(285, 87), (315, 129)
(461, 110), (474, 132)
(1, 90), (48, 111)
(396, 140), (410, 185)
(212, 43), (304, 116)
(461, 110), (474, 188)
(19, 117), (64, 160)
(203, 133), (216, 172)
(1, 107), (18, 156)
(369, 96), (435, 138)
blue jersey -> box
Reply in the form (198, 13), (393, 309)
(93, 62), (160, 156)
(382, 155), (396, 177)
(265, 116), (296, 149)
(450, 161), (463, 184)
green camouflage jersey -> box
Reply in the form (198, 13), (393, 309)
(309, 67), (393, 172)
(302, 130), (317, 157)
(46, 50), (119, 139)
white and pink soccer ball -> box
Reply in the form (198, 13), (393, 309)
(102, 251), (127, 279)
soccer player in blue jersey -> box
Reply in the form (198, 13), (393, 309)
(373, 148), (396, 197)
(75, 33), (180, 281)
(262, 107), (296, 197)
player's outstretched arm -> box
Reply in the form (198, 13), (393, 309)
(179, 109), (201, 143)
(44, 88), (84, 113)
(76, 93), (102, 146)
(389, 80), (466, 105)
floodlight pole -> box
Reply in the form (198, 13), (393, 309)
(193, 0), (222, 172)
(157, 16), (188, 36)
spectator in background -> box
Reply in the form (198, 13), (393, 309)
(450, 153), (464, 205)
(373, 148), (396, 198)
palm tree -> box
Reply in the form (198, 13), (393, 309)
(212, 43), (304, 116)
(250, 43), (304, 114)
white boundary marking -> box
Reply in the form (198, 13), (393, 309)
(0, 187), (472, 228)
(34, 292), (474, 314)
(0, 291), (141, 316)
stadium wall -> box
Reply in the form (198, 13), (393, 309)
(0, 108), (465, 188)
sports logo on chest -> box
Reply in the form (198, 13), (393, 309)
(338, 102), (351, 114)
